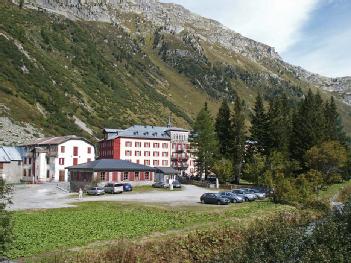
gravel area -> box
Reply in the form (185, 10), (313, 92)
(8, 183), (218, 211)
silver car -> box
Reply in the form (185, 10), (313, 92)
(104, 183), (124, 194)
(242, 188), (266, 199)
(232, 189), (256, 201)
(87, 187), (105, 196)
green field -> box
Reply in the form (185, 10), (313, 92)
(7, 201), (292, 259)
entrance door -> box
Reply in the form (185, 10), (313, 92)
(59, 170), (65, 182)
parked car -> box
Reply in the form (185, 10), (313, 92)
(87, 187), (105, 196)
(152, 181), (167, 188)
(231, 189), (256, 201)
(172, 180), (182, 188)
(200, 193), (230, 205)
(104, 183), (124, 194)
(242, 188), (266, 199)
(219, 192), (244, 203)
(122, 183), (133, 192)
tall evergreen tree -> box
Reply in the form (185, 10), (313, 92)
(215, 99), (232, 157)
(324, 96), (346, 143)
(266, 94), (291, 155)
(290, 90), (327, 163)
(192, 102), (218, 180)
(250, 94), (269, 154)
(230, 96), (246, 184)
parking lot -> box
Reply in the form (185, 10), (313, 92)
(8, 183), (218, 211)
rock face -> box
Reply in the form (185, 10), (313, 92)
(18, 0), (281, 61)
(17, 0), (350, 104)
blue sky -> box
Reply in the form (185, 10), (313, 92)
(161, 0), (351, 77)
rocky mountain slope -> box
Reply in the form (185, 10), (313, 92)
(1, 0), (350, 144)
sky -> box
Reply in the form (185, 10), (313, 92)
(160, 0), (351, 77)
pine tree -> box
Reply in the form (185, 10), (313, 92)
(192, 102), (218, 180)
(290, 90), (327, 163)
(215, 99), (232, 157)
(266, 94), (291, 155)
(230, 96), (246, 184)
(250, 94), (269, 154)
(324, 96), (346, 143)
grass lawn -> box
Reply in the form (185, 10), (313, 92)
(317, 179), (351, 201)
(7, 201), (292, 259)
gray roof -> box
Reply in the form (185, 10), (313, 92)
(66, 159), (156, 172)
(104, 125), (189, 140)
(23, 135), (94, 146)
(155, 167), (180, 175)
(0, 146), (23, 162)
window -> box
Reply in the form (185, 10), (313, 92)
(123, 172), (129, 181)
(23, 169), (26, 176)
(125, 141), (132, 147)
(153, 151), (160, 157)
(144, 160), (150, 165)
(24, 158), (27, 165)
(59, 158), (65, 165)
(162, 143), (168, 149)
(135, 151), (141, 156)
(172, 143), (176, 149)
(88, 147), (92, 154)
(87, 158), (91, 162)
(136, 160), (140, 164)
(73, 158), (78, 165)
(100, 172), (106, 181)
(73, 147), (78, 156)
(153, 143), (160, 148)
(145, 172), (150, 180)
(61, 146), (65, 153)
(28, 158), (32, 165)
(144, 151), (150, 157)
(144, 142), (150, 148)
(153, 160), (159, 166)
(46, 157), (50, 165)
(162, 160), (168, 166)
(125, 150), (132, 157)
(135, 172), (139, 181)
(28, 169), (31, 177)
(135, 142), (141, 147)
(17, 161), (21, 166)
(162, 152), (168, 157)
(46, 170), (50, 179)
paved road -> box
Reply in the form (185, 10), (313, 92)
(8, 183), (217, 211)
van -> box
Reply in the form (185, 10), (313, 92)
(104, 183), (124, 194)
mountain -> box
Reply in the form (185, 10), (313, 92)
(0, 0), (350, 145)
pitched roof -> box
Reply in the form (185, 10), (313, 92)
(24, 136), (93, 146)
(66, 159), (156, 172)
(103, 125), (189, 140)
(155, 166), (180, 175)
(0, 146), (23, 162)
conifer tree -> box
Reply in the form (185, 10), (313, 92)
(230, 96), (246, 184)
(324, 96), (346, 143)
(266, 94), (291, 155)
(215, 99), (232, 157)
(192, 102), (218, 180)
(250, 94), (269, 154)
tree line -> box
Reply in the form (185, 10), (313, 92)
(191, 90), (350, 205)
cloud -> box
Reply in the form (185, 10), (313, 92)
(161, 0), (319, 53)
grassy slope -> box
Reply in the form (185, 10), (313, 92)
(1, 1), (351, 139)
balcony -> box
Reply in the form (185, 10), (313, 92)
(171, 155), (189, 161)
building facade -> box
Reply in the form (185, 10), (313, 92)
(0, 146), (24, 184)
(21, 136), (95, 183)
(98, 125), (195, 175)
(67, 159), (157, 191)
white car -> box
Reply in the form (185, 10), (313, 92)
(104, 183), (124, 194)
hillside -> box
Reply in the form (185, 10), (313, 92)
(0, 0), (350, 144)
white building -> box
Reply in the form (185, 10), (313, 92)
(21, 136), (95, 182)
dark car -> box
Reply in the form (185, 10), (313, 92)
(219, 192), (244, 203)
(152, 181), (166, 188)
(172, 180), (182, 188)
(123, 183), (133, 192)
(200, 193), (230, 205)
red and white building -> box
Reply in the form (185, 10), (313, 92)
(98, 125), (195, 176)
(21, 136), (95, 182)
